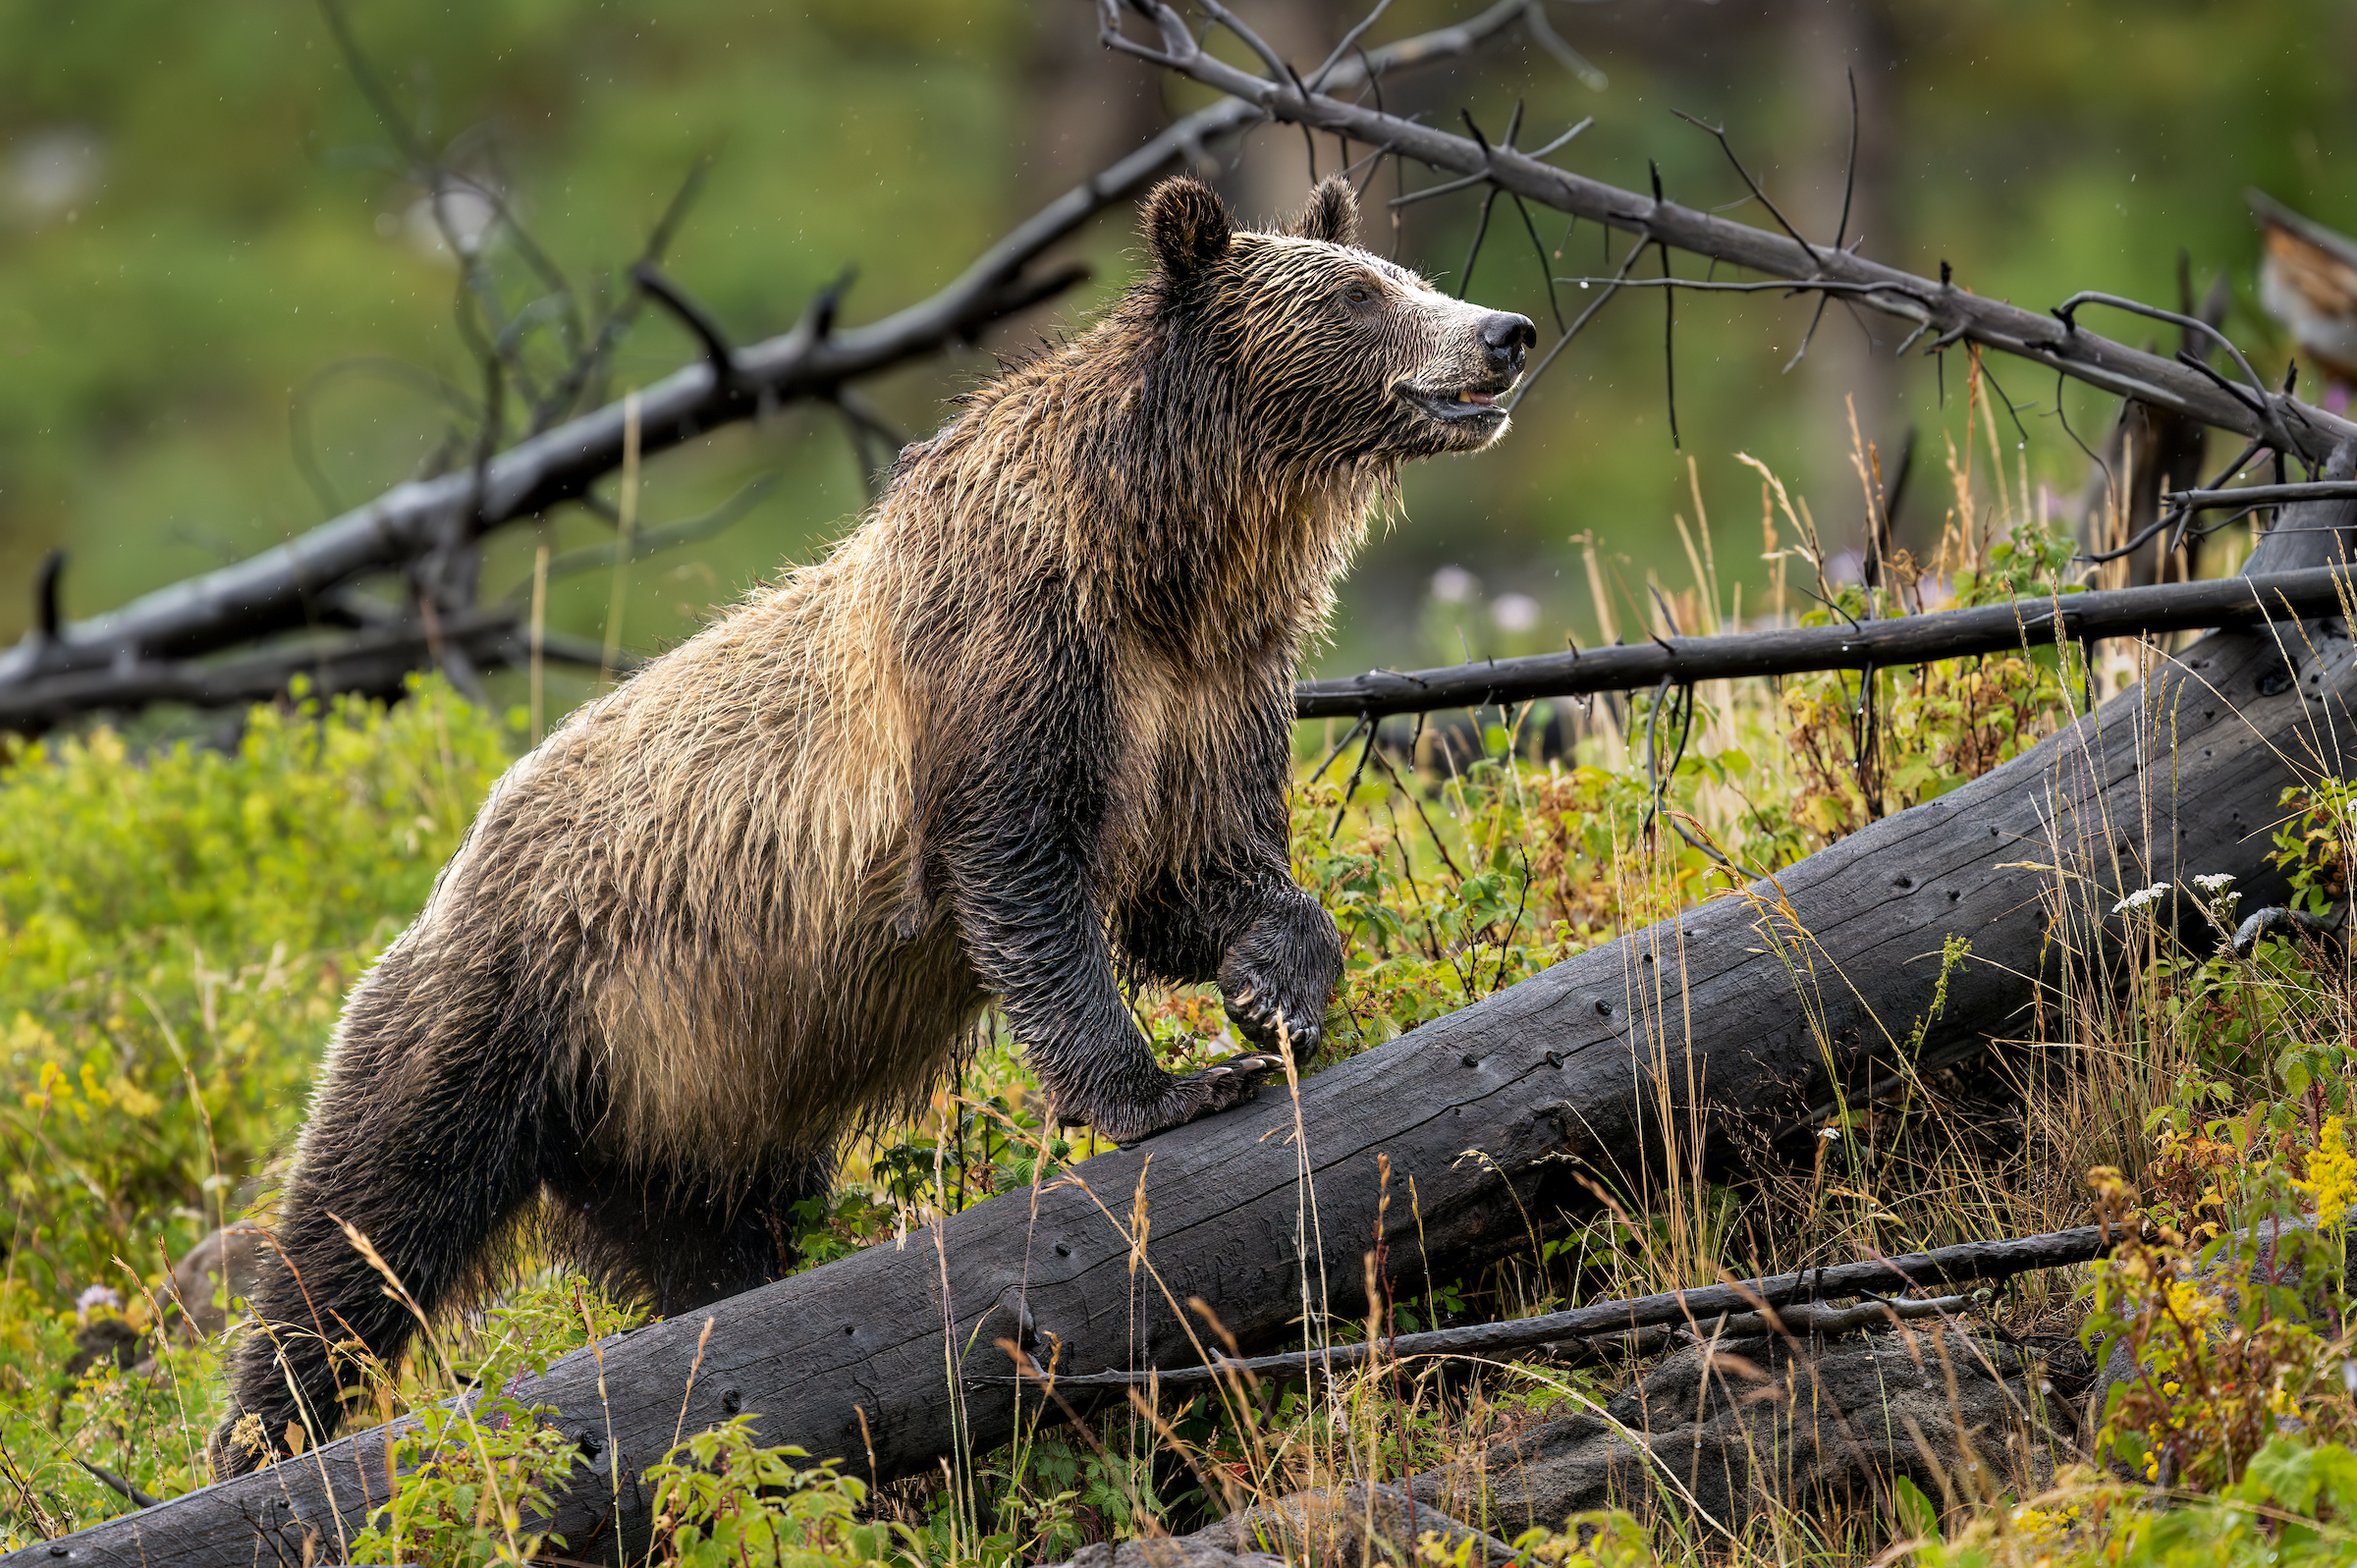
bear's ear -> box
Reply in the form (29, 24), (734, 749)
(1142, 177), (1233, 283)
(1292, 177), (1358, 246)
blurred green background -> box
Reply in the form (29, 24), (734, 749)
(1, 0), (2350, 711)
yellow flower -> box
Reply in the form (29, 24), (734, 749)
(2303, 1115), (2357, 1229)
(2164, 1278), (2220, 1325)
(2162, 1379), (2180, 1396)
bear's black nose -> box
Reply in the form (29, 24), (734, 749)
(1480, 311), (1536, 376)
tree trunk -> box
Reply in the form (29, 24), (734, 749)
(39, 480), (2357, 1566)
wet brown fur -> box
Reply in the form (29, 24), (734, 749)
(214, 176), (1530, 1473)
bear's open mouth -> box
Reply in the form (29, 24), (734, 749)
(1397, 379), (1516, 423)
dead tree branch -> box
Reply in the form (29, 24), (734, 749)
(0, 614), (621, 736)
(1037, 1223), (2127, 1390)
(0, 259), (1081, 724)
(1292, 564), (2357, 720)
(1097, 0), (2357, 462)
(2172, 480), (2357, 509)
(0, 0), (1539, 737)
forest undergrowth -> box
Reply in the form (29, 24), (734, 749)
(8, 392), (2357, 1564)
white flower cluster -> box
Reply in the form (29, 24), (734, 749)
(2112, 881), (2171, 915)
(2193, 873), (2236, 896)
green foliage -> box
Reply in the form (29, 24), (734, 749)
(0, 677), (510, 1546)
(1491, 1512), (1660, 1568)
(346, 1389), (586, 1568)
(1910, 1440), (2357, 1567)
(643, 1420), (901, 1568)
(1768, 511), (2084, 845)
(1, 676), (510, 1298)
(0, 1299), (223, 1547)
(2062, 823), (2357, 1495)
(2106, 1436), (2357, 1564)
(2079, 1178), (2357, 1493)
(346, 1272), (638, 1566)
(0, 454), (2343, 1566)
(1294, 742), (1719, 1051)
(2273, 777), (2357, 917)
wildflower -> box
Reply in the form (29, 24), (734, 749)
(2162, 1379), (2180, 1396)
(2192, 873), (2234, 895)
(2112, 882), (2171, 915)
(2165, 1277), (2220, 1325)
(2302, 1115), (2357, 1229)
(1818, 1126), (1840, 1141)
(2010, 1505), (2066, 1542)
(73, 1284), (121, 1323)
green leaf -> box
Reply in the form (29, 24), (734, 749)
(1891, 1476), (1941, 1545)
(2244, 1434), (2321, 1512)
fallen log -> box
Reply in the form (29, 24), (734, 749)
(0, 611), (619, 735)
(35, 483), (2357, 1564)
(1291, 565), (2357, 721)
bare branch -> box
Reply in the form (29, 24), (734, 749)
(1522, 2), (1607, 91)
(1307, 0), (1395, 89)
(1034, 1223), (2127, 1391)
(1291, 564), (2357, 720)
(0, 0), (1532, 733)
(0, 611), (623, 735)
(1670, 109), (1825, 271)
(2171, 480), (2357, 509)
(630, 260), (740, 393)
(1506, 228), (1650, 410)
(1114, 23), (2357, 462)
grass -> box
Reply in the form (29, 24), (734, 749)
(8, 371), (2357, 1562)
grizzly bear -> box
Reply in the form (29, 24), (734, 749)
(212, 174), (1532, 1473)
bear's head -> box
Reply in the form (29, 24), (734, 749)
(1139, 175), (1535, 465)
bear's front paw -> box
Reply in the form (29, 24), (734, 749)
(1105, 1053), (1285, 1145)
(1179, 1051), (1285, 1113)
(1222, 982), (1321, 1055)
(1217, 892), (1342, 1056)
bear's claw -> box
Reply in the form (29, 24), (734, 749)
(1225, 990), (1318, 1054)
(1110, 1053), (1287, 1145)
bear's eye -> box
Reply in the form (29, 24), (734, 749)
(1341, 283), (1374, 306)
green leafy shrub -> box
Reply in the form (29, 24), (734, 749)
(1, 678), (511, 1542)
(1, 677), (510, 1300)
(344, 1273), (638, 1566)
(345, 1387), (587, 1568)
(643, 1418), (901, 1568)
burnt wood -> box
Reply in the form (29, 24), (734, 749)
(0, 613), (617, 735)
(1292, 564), (2357, 720)
(33, 482), (2357, 1568)
(1043, 1223), (2126, 1391)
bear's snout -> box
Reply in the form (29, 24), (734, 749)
(1480, 312), (1536, 379)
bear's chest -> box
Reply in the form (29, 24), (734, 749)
(1097, 638), (1280, 894)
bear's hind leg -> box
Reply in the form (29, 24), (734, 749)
(555, 1154), (834, 1319)
(211, 972), (566, 1477)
